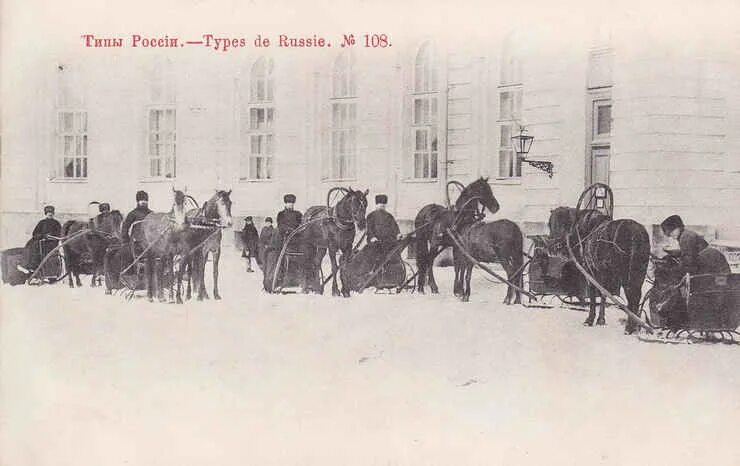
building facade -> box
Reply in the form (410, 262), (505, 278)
(2, 27), (739, 251)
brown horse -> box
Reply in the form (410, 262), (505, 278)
(62, 211), (123, 288)
(414, 177), (500, 294)
(543, 207), (650, 333)
(298, 187), (368, 297)
(431, 212), (524, 303)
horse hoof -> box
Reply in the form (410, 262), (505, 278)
(461, 296), (470, 302)
(342, 291), (350, 298)
(214, 294), (221, 300)
(105, 289), (112, 295)
(177, 298), (183, 304)
(583, 320), (594, 327)
(431, 289), (439, 295)
(596, 319), (606, 326)
(148, 297), (154, 303)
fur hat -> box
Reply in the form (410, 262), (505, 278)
(264, 217), (273, 223)
(660, 215), (684, 235)
(43, 205), (55, 214)
(283, 194), (296, 203)
(375, 194), (388, 205)
(99, 203), (110, 213)
(244, 216), (253, 221)
(136, 190), (149, 202)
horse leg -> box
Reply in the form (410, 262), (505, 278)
(339, 245), (351, 298)
(416, 238), (428, 294)
(462, 263), (473, 302)
(199, 251), (210, 300)
(623, 285), (642, 335)
(316, 248), (327, 294)
(428, 250), (440, 294)
(596, 291), (607, 326)
(584, 286), (596, 326)
(328, 247), (341, 297)
(146, 257), (154, 302)
(503, 262), (514, 305)
(67, 261), (76, 288)
(185, 260), (192, 301)
(212, 248), (221, 300)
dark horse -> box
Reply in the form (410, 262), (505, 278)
(431, 212), (524, 303)
(544, 207), (650, 333)
(299, 187), (369, 296)
(414, 177), (499, 294)
(134, 190), (232, 302)
(62, 211), (123, 288)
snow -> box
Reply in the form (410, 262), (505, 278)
(1, 251), (739, 466)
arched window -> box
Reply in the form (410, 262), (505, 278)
(325, 51), (357, 180)
(241, 57), (275, 180)
(410, 41), (439, 179)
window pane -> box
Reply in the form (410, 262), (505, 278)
(415, 129), (427, 151)
(500, 92), (512, 120)
(75, 136), (82, 156)
(80, 112), (88, 132)
(63, 113), (74, 132)
(597, 105), (611, 135)
(430, 152), (438, 178)
(265, 134), (273, 155)
(266, 108), (274, 127)
(499, 148), (513, 178)
(414, 99), (423, 125)
(64, 158), (74, 177)
(81, 157), (88, 178)
(431, 132), (438, 152)
(500, 125), (512, 148)
(414, 153), (424, 178)
(64, 136), (74, 156)
(266, 79), (274, 101)
(251, 135), (262, 155)
(82, 135), (88, 156)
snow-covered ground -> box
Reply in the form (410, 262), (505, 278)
(1, 251), (739, 466)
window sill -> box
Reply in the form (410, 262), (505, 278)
(48, 178), (88, 184)
(402, 178), (438, 184)
(321, 178), (358, 183)
(239, 178), (274, 183)
(491, 178), (522, 186)
(140, 177), (176, 183)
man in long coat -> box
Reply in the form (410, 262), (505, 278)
(18, 205), (62, 274)
(241, 216), (259, 272)
(276, 194), (303, 247)
(121, 191), (152, 243)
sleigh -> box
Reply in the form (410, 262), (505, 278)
(340, 239), (417, 294)
(644, 255), (740, 343)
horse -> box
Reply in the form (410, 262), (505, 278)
(62, 211), (123, 288)
(414, 177), (500, 294)
(298, 187), (369, 297)
(431, 212), (524, 303)
(187, 190), (233, 301)
(133, 190), (232, 303)
(543, 206), (650, 334)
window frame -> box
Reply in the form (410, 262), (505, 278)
(407, 41), (441, 181)
(496, 84), (523, 179)
(241, 57), (276, 182)
(146, 106), (177, 180)
(53, 109), (89, 181)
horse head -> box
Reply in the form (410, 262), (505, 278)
(547, 206), (576, 242)
(204, 189), (233, 227)
(336, 187), (369, 230)
(456, 177), (499, 218)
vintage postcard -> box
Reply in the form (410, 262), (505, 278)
(1, 0), (739, 464)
